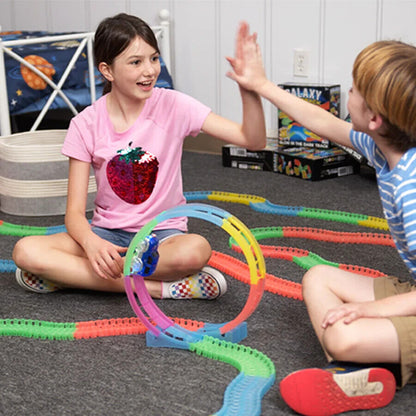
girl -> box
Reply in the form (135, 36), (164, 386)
(227, 24), (416, 415)
(12, 14), (266, 300)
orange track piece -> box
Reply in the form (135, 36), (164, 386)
(74, 317), (204, 339)
(209, 251), (303, 300)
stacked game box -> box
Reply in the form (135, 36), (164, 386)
(273, 145), (360, 181)
(222, 139), (278, 172)
(274, 83), (359, 180)
(222, 141), (360, 181)
(222, 83), (360, 180)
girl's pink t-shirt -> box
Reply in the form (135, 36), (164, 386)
(62, 88), (211, 232)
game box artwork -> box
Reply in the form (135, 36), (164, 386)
(278, 83), (341, 149)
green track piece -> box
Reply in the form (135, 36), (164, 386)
(190, 335), (275, 378)
(298, 208), (368, 224)
(228, 227), (284, 248)
(0, 319), (76, 340)
(0, 223), (47, 236)
(251, 227), (285, 240)
(292, 253), (339, 270)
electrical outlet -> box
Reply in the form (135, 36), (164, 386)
(293, 49), (309, 77)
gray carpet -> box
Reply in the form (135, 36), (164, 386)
(0, 151), (414, 415)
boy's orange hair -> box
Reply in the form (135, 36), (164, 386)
(353, 40), (416, 151)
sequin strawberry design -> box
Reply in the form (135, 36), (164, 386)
(107, 142), (159, 204)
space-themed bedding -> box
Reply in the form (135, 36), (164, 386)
(0, 30), (173, 134)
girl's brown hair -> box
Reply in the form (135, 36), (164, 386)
(94, 13), (160, 95)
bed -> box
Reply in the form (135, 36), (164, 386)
(0, 9), (173, 136)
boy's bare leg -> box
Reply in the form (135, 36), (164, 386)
(302, 265), (400, 363)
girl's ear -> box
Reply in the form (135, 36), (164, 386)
(98, 62), (114, 82)
(368, 112), (384, 132)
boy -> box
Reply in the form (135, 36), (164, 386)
(227, 26), (416, 415)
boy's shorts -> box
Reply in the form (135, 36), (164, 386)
(374, 275), (416, 387)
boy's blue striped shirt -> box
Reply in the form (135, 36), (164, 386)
(351, 130), (416, 279)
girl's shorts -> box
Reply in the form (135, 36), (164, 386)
(374, 275), (416, 387)
(91, 226), (184, 251)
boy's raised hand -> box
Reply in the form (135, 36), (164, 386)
(226, 21), (267, 92)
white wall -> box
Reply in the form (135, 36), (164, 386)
(1, 0), (416, 137)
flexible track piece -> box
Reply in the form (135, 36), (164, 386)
(0, 193), (395, 416)
(0, 319), (76, 340)
(209, 251), (303, 300)
(255, 244), (386, 276)
(123, 203), (266, 339)
(0, 316), (274, 416)
(229, 244), (387, 278)
(227, 224), (390, 283)
(245, 226), (394, 246)
(190, 335), (275, 416)
(185, 190), (266, 206)
(122, 203), (271, 416)
(0, 259), (16, 273)
(0, 317), (205, 340)
(185, 191), (389, 230)
(0, 221), (66, 236)
(0, 190), (389, 237)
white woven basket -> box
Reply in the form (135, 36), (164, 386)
(0, 130), (96, 216)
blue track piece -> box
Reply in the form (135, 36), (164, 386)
(184, 191), (304, 217)
(156, 203), (231, 227)
(0, 260), (17, 273)
(184, 190), (212, 201)
(146, 324), (204, 350)
(214, 373), (276, 416)
(45, 224), (67, 235)
(146, 322), (248, 350)
(197, 322), (248, 343)
(190, 336), (275, 416)
(250, 200), (303, 216)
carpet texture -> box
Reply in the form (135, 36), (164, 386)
(0, 151), (414, 415)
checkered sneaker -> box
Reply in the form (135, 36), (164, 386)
(15, 268), (60, 294)
(168, 266), (227, 300)
(280, 364), (396, 416)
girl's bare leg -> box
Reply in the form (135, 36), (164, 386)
(13, 232), (211, 297)
(302, 264), (400, 363)
(144, 233), (212, 297)
(13, 232), (126, 291)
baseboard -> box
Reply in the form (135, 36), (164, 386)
(183, 133), (223, 155)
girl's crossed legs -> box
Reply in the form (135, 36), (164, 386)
(12, 228), (225, 299)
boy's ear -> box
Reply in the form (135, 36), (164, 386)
(98, 62), (114, 82)
(368, 112), (384, 132)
